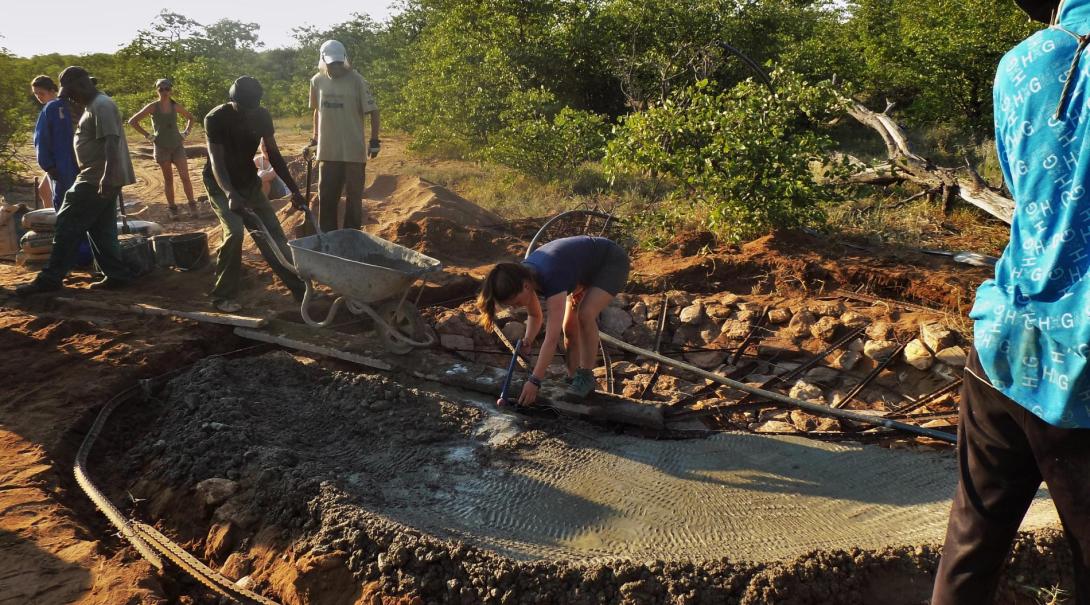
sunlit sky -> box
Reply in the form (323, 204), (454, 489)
(1, 1), (397, 58)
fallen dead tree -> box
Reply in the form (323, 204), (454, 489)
(843, 99), (1015, 224)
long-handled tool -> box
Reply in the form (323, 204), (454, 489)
(118, 190), (131, 234)
(497, 338), (522, 407)
(302, 143), (316, 222)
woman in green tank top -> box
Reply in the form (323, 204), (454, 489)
(127, 78), (200, 219)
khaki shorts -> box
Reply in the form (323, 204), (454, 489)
(154, 142), (186, 166)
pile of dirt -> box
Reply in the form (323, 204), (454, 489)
(633, 230), (992, 312)
(365, 175), (504, 237)
(117, 353), (1064, 604)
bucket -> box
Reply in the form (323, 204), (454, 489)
(150, 235), (175, 268)
(168, 232), (209, 270)
(99, 234), (155, 277)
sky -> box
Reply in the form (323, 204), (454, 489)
(1, 1), (397, 58)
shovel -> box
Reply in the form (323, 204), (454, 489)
(497, 338), (523, 407)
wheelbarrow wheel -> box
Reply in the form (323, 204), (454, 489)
(376, 300), (423, 355)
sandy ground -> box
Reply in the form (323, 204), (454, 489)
(0, 129), (1075, 604)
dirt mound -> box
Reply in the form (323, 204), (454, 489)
(364, 175), (503, 239)
(633, 230), (992, 311)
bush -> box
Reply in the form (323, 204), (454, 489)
(482, 88), (609, 180)
(173, 56), (234, 119)
(605, 69), (848, 244)
(0, 51), (29, 188)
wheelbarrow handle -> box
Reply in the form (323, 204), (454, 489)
(240, 207), (298, 275)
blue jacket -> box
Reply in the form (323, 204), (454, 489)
(33, 98), (78, 182)
(973, 0), (1090, 428)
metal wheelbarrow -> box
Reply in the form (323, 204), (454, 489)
(244, 206), (442, 354)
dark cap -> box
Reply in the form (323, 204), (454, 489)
(155, 78), (173, 90)
(1015, 0), (1060, 23)
(228, 76), (263, 109)
(58, 66), (91, 85)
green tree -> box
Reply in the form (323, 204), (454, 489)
(846, 0), (1038, 142)
(483, 88), (609, 179)
(606, 70), (847, 243)
(0, 48), (29, 187)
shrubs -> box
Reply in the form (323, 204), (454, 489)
(482, 89), (609, 180)
(606, 70), (848, 244)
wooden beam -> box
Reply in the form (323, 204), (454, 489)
(54, 297), (268, 328)
(233, 326), (392, 371)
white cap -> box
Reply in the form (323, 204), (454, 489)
(319, 40), (347, 65)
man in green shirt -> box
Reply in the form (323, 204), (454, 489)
(308, 40), (380, 233)
(16, 66), (135, 296)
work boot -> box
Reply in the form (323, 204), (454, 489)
(88, 277), (130, 291)
(14, 278), (61, 297)
(213, 298), (242, 313)
(168, 204), (180, 220)
(187, 201), (200, 219)
(565, 368), (597, 400)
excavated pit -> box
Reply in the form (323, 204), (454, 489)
(116, 352), (1063, 603)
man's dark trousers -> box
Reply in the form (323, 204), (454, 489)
(931, 350), (1090, 604)
(37, 181), (131, 286)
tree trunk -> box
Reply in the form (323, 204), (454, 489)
(842, 99), (1014, 224)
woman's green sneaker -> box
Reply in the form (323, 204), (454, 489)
(565, 368), (597, 399)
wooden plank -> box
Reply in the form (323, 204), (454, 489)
(234, 326), (392, 371)
(54, 297), (268, 328)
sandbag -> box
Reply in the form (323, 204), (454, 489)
(22, 208), (57, 232)
(20, 230), (53, 255)
(0, 203), (28, 256)
(16, 250), (51, 266)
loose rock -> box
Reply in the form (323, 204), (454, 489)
(936, 346), (968, 367)
(768, 308), (792, 324)
(864, 339), (899, 361)
(904, 339), (934, 370)
(866, 322), (893, 341)
(599, 306), (633, 337)
(921, 322), (958, 353)
(196, 478), (238, 507)
(678, 302), (705, 325)
(789, 380), (824, 402)
(832, 350), (862, 371)
(810, 316), (840, 341)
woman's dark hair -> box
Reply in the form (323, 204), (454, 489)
(31, 75), (57, 92)
(477, 262), (534, 331)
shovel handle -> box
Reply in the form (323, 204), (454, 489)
(498, 338), (522, 404)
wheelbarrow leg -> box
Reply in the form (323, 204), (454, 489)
(299, 278), (345, 328)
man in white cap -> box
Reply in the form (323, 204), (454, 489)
(309, 39), (380, 233)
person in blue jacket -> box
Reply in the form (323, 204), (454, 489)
(476, 236), (630, 404)
(31, 75), (91, 265)
(31, 75), (78, 211)
(931, 0), (1090, 602)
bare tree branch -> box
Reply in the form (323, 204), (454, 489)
(842, 99), (1014, 224)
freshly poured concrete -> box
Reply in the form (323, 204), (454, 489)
(380, 411), (1058, 562)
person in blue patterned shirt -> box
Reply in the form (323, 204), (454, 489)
(932, 0), (1090, 602)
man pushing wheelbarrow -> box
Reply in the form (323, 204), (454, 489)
(203, 76), (308, 313)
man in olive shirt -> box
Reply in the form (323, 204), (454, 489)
(204, 76), (307, 313)
(16, 66), (135, 296)
(309, 39), (380, 232)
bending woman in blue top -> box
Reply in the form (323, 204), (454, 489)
(477, 236), (630, 404)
